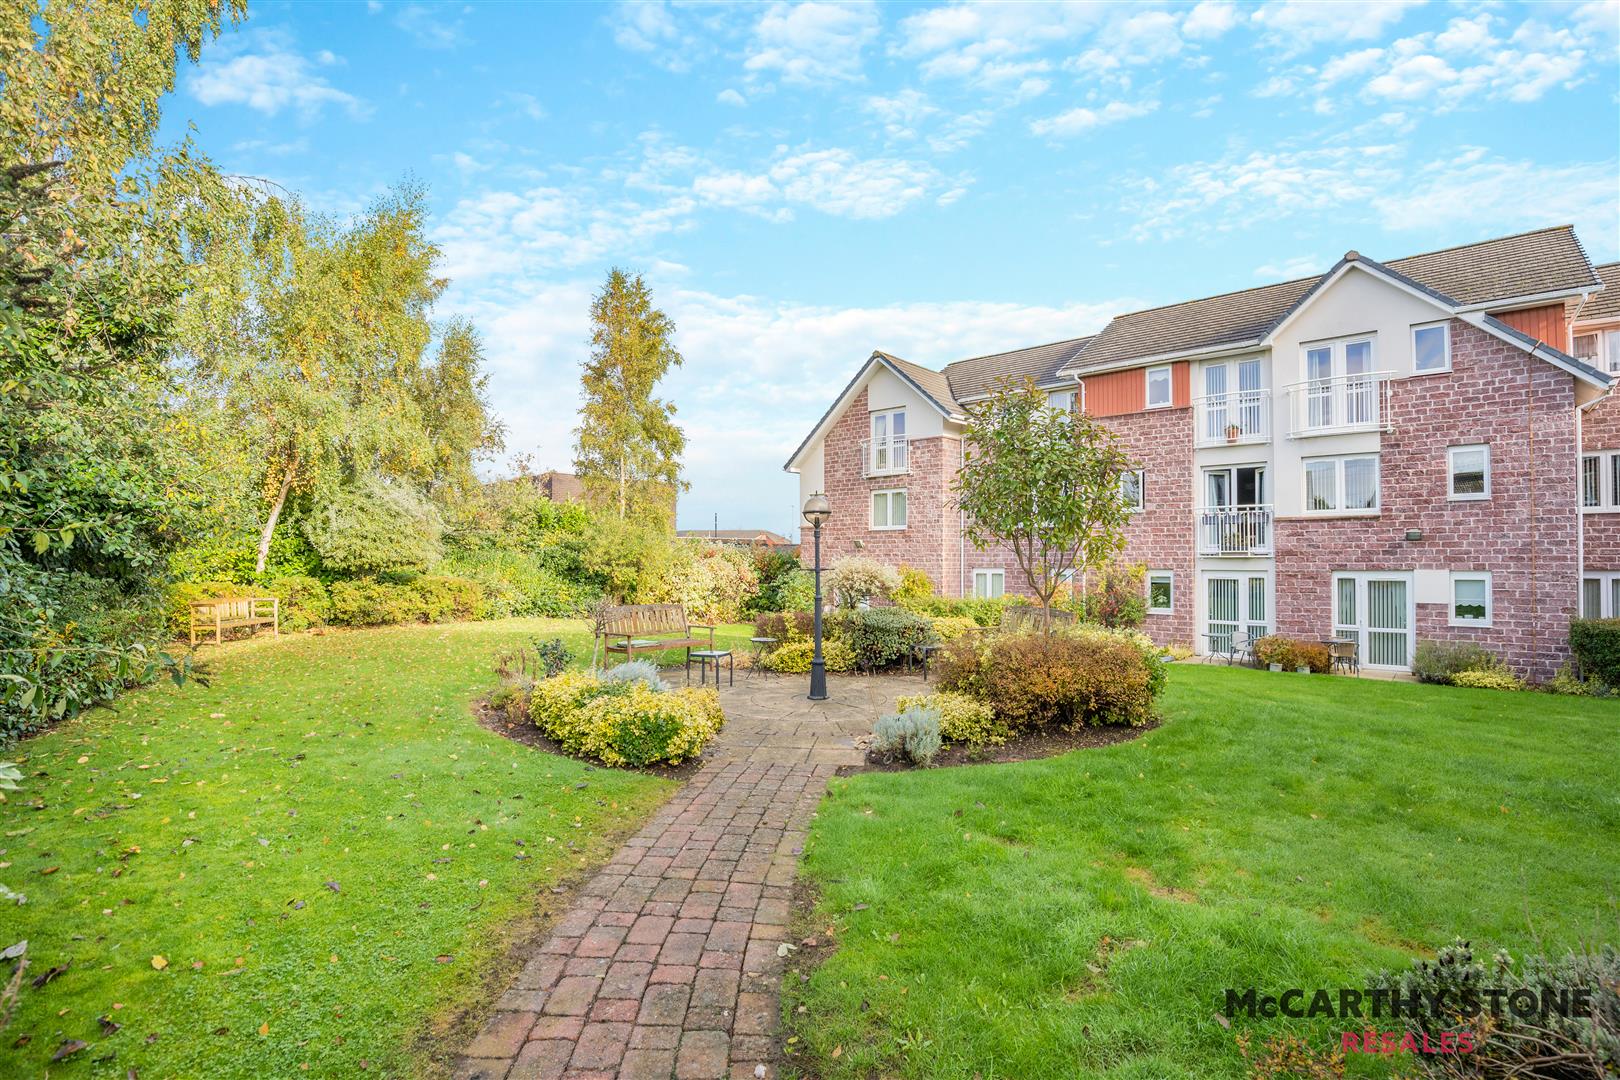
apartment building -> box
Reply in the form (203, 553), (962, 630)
(784, 227), (1615, 680)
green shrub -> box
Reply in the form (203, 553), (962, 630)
(902, 594), (1013, 627)
(1252, 634), (1298, 668)
(1570, 618), (1620, 687)
(1293, 641), (1331, 674)
(302, 474), (445, 575)
(892, 564), (935, 608)
(759, 639), (857, 674)
(826, 556), (901, 609)
(754, 610), (814, 644)
(950, 631), (1158, 729)
(1369, 938), (1620, 1078)
(1412, 640), (1500, 685)
(933, 634), (993, 699)
(1076, 562), (1147, 629)
(329, 579), (419, 626)
(674, 544), (759, 624)
(165, 579), (247, 636)
(530, 671), (722, 766)
(263, 574), (332, 631)
(1065, 624), (1169, 700)
(1451, 668), (1524, 691)
(833, 607), (936, 670)
(928, 616), (981, 641)
(872, 706), (942, 766)
(406, 575), (485, 622)
(896, 691), (1009, 746)
(747, 550), (807, 614)
(536, 638), (571, 678)
(442, 549), (594, 617)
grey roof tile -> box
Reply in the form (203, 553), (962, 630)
(1581, 262), (1620, 322)
(941, 336), (1094, 401)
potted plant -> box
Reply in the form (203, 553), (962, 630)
(1225, 422), (1242, 443)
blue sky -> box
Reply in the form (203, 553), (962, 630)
(161, 0), (1620, 537)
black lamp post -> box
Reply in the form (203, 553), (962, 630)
(802, 493), (832, 701)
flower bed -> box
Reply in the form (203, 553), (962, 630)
(529, 667), (723, 766)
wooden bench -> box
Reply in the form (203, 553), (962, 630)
(189, 597), (280, 646)
(999, 606), (1075, 633)
(600, 604), (714, 666)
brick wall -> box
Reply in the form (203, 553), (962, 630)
(1580, 393), (1620, 571)
(1273, 319), (1578, 681)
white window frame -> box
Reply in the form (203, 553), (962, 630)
(1301, 334), (1376, 381)
(1145, 365), (1173, 409)
(1581, 573), (1620, 619)
(869, 488), (907, 531)
(1047, 386), (1083, 413)
(1303, 454), (1380, 516)
(1573, 327), (1620, 375)
(1146, 571), (1174, 614)
(1581, 451), (1620, 512)
(1447, 444), (1491, 501)
(1449, 572), (1492, 627)
(972, 568), (1005, 600)
(1412, 321), (1452, 375)
(1120, 469), (1145, 512)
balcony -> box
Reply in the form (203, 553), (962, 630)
(1193, 388), (1270, 448)
(862, 434), (909, 477)
(1284, 371), (1393, 437)
(1196, 505), (1273, 556)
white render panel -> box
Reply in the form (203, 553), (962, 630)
(867, 366), (947, 437)
(1414, 568), (1450, 605)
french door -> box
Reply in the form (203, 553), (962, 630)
(1202, 359), (1264, 442)
(1333, 572), (1413, 669)
(1203, 573), (1269, 655)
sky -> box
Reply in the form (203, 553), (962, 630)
(158, 0), (1620, 539)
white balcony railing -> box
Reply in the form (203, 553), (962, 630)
(862, 434), (909, 477)
(1196, 505), (1273, 556)
(1193, 389), (1270, 448)
(1284, 371), (1393, 436)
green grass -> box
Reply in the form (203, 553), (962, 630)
(786, 664), (1620, 1079)
(0, 618), (750, 1078)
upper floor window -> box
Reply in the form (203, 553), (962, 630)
(1146, 365), (1172, 409)
(870, 488), (907, 530)
(1120, 469), (1145, 511)
(1447, 444), (1490, 500)
(1582, 452), (1620, 511)
(1047, 387), (1081, 413)
(1574, 328), (1620, 375)
(1303, 336), (1375, 383)
(869, 408), (907, 474)
(1304, 454), (1379, 514)
(1413, 322), (1451, 374)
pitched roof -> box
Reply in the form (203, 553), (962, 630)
(941, 337), (1094, 401)
(1581, 262), (1620, 323)
(876, 351), (961, 414)
(677, 529), (794, 546)
(1066, 225), (1600, 374)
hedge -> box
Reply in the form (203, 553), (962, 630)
(1570, 618), (1620, 686)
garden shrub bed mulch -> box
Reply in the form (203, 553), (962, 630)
(848, 718), (1159, 774)
(473, 698), (710, 781)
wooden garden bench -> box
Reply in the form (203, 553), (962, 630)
(599, 604), (714, 664)
(189, 597), (279, 646)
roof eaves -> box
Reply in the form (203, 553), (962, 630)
(873, 351), (962, 419)
(782, 353), (882, 473)
(1473, 313), (1612, 389)
(1055, 336), (1267, 377)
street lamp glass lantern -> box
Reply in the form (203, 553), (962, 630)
(801, 493), (832, 528)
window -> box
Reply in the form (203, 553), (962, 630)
(869, 408), (907, 473)
(870, 489), (907, 530)
(1413, 323), (1451, 374)
(1581, 573), (1620, 619)
(1146, 365), (1172, 408)
(1582, 452), (1620, 510)
(1047, 387), (1082, 413)
(973, 569), (1005, 599)
(1147, 571), (1173, 614)
(1450, 572), (1491, 626)
(1448, 444), (1490, 500)
(1120, 469), (1145, 511)
(1574, 328), (1620, 375)
(1304, 454), (1379, 514)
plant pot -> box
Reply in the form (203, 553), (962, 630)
(1295, 665), (1311, 674)
(1268, 663), (1284, 672)
(1225, 425), (1242, 443)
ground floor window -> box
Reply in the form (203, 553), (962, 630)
(1333, 571), (1414, 669)
(1582, 573), (1620, 618)
(1147, 571), (1173, 613)
(973, 568), (1004, 599)
(1450, 572), (1491, 626)
(870, 489), (907, 529)
(1201, 572), (1268, 655)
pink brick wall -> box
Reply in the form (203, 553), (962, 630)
(1273, 319), (1578, 681)
(1580, 393), (1620, 571)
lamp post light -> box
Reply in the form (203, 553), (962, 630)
(801, 493), (832, 701)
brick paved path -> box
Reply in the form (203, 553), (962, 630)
(454, 675), (912, 1080)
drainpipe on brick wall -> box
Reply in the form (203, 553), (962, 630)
(1576, 403), (1585, 607)
(1526, 345), (1541, 674)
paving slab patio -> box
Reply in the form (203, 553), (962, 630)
(454, 673), (917, 1079)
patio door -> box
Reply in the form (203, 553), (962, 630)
(1204, 465), (1265, 508)
(1332, 572), (1413, 669)
(1203, 573), (1269, 655)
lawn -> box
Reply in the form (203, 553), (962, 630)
(785, 663), (1620, 1079)
(0, 618), (752, 1078)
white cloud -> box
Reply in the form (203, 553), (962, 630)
(499, 91), (547, 120)
(444, 274), (1132, 534)
(394, 4), (468, 48)
(1029, 99), (1157, 138)
(1253, 255), (1323, 279)
(188, 30), (369, 119)
(716, 88), (747, 107)
(1183, 1), (1240, 40)
(695, 146), (957, 220)
(1373, 153), (1620, 243)
(1250, 0), (1423, 56)
(745, 1), (881, 85)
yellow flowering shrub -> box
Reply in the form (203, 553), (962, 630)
(760, 639), (857, 673)
(928, 616), (981, 641)
(896, 691), (1010, 746)
(529, 672), (724, 766)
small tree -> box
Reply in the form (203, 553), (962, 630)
(952, 379), (1134, 630)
